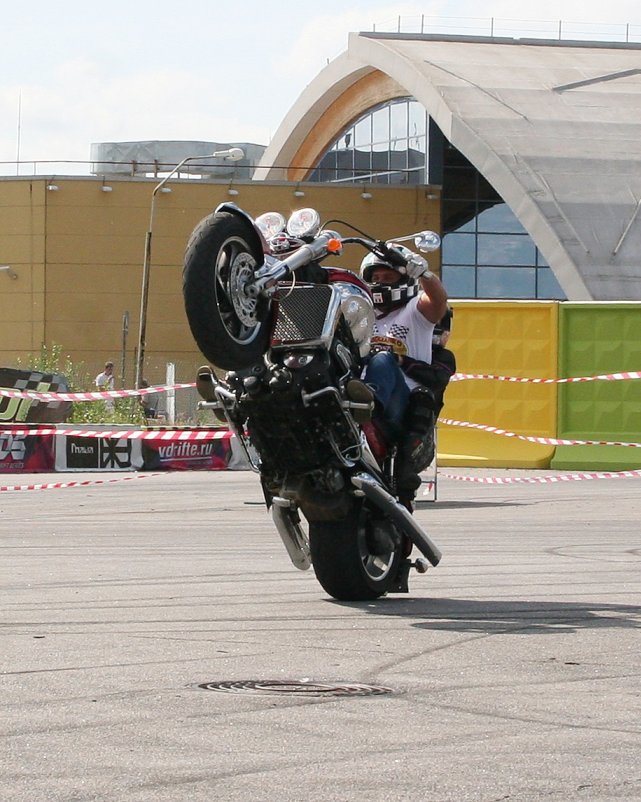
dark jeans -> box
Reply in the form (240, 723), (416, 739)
(363, 351), (410, 436)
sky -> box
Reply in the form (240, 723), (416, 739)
(1, 0), (640, 174)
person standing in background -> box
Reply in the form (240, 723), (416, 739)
(95, 360), (115, 410)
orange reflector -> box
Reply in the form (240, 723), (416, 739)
(327, 238), (342, 254)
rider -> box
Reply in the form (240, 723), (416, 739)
(349, 244), (449, 502)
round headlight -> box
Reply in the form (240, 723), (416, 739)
(256, 211), (286, 241)
(336, 282), (374, 357)
(287, 208), (321, 239)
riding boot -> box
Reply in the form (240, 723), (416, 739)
(345, 378), (375, 423)
(195, 365), (227, 423)
(196, 365), (217, 401)
(395, 387), (437, 496)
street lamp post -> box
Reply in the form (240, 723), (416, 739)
(134, 147), (244, 389)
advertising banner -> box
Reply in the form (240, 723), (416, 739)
(0, 431), (56, 472)
(55, 435), (144, 472)
(142, 436), (234, 471)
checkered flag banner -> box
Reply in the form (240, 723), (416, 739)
(0, 368), (73, 423)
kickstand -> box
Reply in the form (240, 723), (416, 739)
(390, 559), (411, 593)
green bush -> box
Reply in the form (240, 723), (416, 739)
(15, 343), (146, 425)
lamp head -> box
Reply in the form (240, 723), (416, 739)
(208, 147), (244, 162)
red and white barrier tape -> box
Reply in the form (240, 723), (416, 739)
(0, 427), (233, 442)
(3, 420), (639, 449)
(436, 469), (641, 485)
(2, 370), (641, 404)
(451, 371), (641, 384)
(440, 418), (641, 448)
(0, 472), (164, 492)
(0, 382), (196, 402)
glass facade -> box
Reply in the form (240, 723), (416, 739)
(309, 98), (428, 184)
(441, 142), (565, 299)
(308, 98), (566, 300)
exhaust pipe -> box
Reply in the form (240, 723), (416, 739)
(271, 500), (312, 571)
(351, 472), (442, 567)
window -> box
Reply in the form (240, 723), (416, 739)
(310, 99), (428, 185)
(442, 233), (476, 265)
(441, 147), (566, 299)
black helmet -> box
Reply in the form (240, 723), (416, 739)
(359, 245), (419, 313)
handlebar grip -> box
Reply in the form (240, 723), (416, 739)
(384, 247), (408, 268)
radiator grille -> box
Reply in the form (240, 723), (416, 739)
(271, 285), (333, 344)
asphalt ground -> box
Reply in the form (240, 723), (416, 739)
(1, 468), (640, 802)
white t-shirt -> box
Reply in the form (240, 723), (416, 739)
(95, 370), (115, 409)
(95, 371), (114, 391)
(370, 296), (436, 390)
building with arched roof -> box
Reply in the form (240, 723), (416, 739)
(256, 32), (641, 302)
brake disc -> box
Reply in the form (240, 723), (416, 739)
(229, 252), (260, 327)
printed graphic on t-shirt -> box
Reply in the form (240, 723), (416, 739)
(386, 323), (410, 340)
(371, 319), (412, 357)
(370, 335), (408, 356)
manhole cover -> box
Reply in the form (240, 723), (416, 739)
(198, 679), (395, 697)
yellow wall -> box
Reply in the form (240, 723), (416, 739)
(438, 301), (559, 468)
(0, 181), (46, 352)
(0, 177), (439, 386)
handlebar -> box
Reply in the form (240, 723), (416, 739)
(246, 233), (333, 296)
(248, 227), (430, 298)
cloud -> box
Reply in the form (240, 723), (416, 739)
(274, 3), (436, 81)
(2, 0), (640, 172)
(6, 62), (272, 167)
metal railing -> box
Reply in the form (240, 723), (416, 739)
(0, 159), (257, 180)
(370, 15), (641, 43)
(0, 160), (425, 182)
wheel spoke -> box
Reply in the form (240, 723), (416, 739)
(364, 553), (392, 574)
(219, 308), (241, 337)
(215, 246), (255, 342)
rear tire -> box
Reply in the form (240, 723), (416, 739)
(309, 501), (403, 601)
(183, 211), (271, 370)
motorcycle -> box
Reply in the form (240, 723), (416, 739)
(182, 202), (443, 600)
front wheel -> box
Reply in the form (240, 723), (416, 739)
(183, 210), (271, 370)
(309, 501), (404, 601)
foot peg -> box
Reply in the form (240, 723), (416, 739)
(412, 557), (429, 574)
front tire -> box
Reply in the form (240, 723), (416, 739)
(183, 211), (271, 370)
(309, 501), (403, 601)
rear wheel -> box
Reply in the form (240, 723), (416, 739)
(183, 211), (271, 370)
(309, 501), (403, 601)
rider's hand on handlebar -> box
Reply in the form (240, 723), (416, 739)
(398, 253), (429, 279)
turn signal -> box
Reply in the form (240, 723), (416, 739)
(327, 238), (342, 254)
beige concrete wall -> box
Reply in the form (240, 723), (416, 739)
(0, 177), (439, 387)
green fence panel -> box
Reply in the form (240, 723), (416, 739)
(552, 303), (641, 471)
